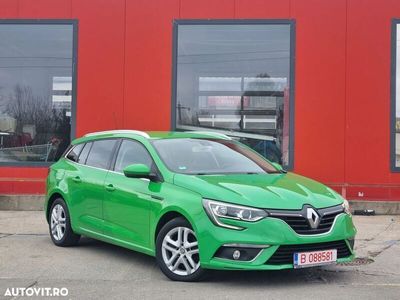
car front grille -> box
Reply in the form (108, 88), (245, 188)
(265, 240), (352, 265)
(266, 204), (344, 235)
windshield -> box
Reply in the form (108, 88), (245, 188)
(151, 138), (279, 175)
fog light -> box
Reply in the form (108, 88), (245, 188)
(232, 250), (241, 260)
(214, 245), (267, 261)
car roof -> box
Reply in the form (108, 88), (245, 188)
(71, 130), (231, 145)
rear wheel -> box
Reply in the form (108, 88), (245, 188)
(156, 217), (205, 281)
(49, 198), (80, 246)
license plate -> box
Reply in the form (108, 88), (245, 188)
(293, 249), (337, 268)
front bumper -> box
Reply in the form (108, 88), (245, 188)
(196, 213), (356, 270)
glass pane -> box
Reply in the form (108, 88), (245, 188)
(152, 138), (277, 174)
(395, 24), (400, 168)
(199, 77), (242, 92)
(0, 24), (74, 163)
(114, 140), (153, 173)
(77, 142), (91, 164)
(86, 140), (117, 170)
(175, 24), (292, 166)
(66, 143), (84, 162)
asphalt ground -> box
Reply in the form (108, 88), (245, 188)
(0, 211), (399, 299)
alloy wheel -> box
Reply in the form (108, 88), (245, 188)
(161, 226), (200, 276)
(50, 204), (66, 241)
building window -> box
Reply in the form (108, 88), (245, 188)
(0, 21), (77, 165)
(172, 20), (295, 168)
(392, 20), (400, 171)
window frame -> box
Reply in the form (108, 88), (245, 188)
(0, 19), (78, 167)
(112, 138), (154, 174)
(110, 138), (164, 181)
(77, 142), (92, 165)
(84, 138), (119, 171)
(65, 143), (85, 163)
(171, 19), (296, 170)
(391, 19), (400, 172)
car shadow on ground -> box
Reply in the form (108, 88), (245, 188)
(75, 236), (354, 286)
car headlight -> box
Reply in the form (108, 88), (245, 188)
(342, 199), (351, 215)
(202, 199), (268, 230)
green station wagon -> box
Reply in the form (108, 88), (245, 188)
(45, 130), (356, 281)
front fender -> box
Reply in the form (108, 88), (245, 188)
(149, 182), (204, 251)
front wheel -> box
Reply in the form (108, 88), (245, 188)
(156, 217), (206, 281)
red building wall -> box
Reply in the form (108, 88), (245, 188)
(0, 0), (399, 201)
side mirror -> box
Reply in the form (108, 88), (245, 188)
(123, 164), (151, 179)
(271, 162), (287, 173)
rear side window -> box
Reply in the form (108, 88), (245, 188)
(86, 139), (117, 170)
(77, 142), (92, 164)
(66, 143), (84, 162)
(114, 140), (153, 173)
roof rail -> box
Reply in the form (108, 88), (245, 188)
(185, 131), (231, 140)
(84, 130), (150, 138)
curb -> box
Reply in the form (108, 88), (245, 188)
(0, 195), (45, 211)
(348, 200), (400, 215)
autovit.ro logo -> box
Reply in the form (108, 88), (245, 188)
(4, 287), (68, 297)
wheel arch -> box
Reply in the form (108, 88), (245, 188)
(46, 191), (67, 223)
(153, 207), (197, 244)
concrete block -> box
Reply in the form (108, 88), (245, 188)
(0, 195), (44, 211)
(349, 200), (400, 215)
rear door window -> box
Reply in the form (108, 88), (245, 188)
(66, 143), (84, 162)
(86, 139), (118, 170)
(77, 142), (92, 164)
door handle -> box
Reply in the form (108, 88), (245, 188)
(105, 184), (116, 192)
(72, 176), (81, 183)
(151, 195), (164, 201)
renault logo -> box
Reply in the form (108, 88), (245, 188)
(306, 208), (320, 229)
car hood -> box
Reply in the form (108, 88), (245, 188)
(173, 172), (343, 210)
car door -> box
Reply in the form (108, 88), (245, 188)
(69, 139), (118, 235)
(65, 141), (90, 231)
(103, 139), (162, 248)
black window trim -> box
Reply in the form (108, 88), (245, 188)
(391, 19), (400, 172)
(171, 19), (296, 170)
(0, 19), (78, 167)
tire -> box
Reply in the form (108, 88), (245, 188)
(49, 198), (80, 247)
(156, 217), (206, 281)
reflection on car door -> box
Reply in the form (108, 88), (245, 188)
(103, 139), (162, 249)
